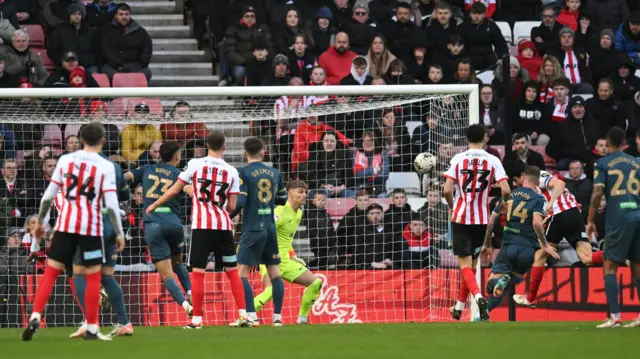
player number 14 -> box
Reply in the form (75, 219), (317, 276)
(506, 200), (528, 223)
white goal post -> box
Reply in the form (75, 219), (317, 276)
(0, 84), (481, 327)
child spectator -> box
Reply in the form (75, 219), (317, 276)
(340, 55), (373, 85)
(336, 189), (371, 262)
(384, 189), (415, 237)
(392, 213), (439, 269)
(245, 39), (272, 86)
(309, 66), (328, 86)
(287, 35), (316, 82)
(424, 64), (445, 85)
(383, 59), (415, 85)
(537, 55), (564, 104)
(517, 40), (543, 81)
(548, 77), (572, 123)
(557, 0), (581, 31)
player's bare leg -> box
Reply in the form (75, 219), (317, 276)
(293, 270), (322, 324)
(454, 256), (488, 321)
(238, 264), (260, 327)
(598, 259), (623, 328)
(624, 261), (640, 327)
(22, 258), (66, 341)
(514, 248), (548, 308)
(155, 258), (193, 318)
(184, 267), (206, 329)
(267, 265), (285, 327)
(576, 241), (604, 266)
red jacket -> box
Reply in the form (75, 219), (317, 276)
(402, 224), (432, 250)
(160, 123), (209, 146)
(557, 9), (579, 31)
(291, 121), (351, 171)
(517, 40), (543, 80)
(318, 46), (357, 85)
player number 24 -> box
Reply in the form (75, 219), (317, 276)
(146, 175), (173, 199)
(506, 200), (528, 223)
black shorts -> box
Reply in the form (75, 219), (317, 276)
(451, 223), (486, 259)
(546, 207), (588, 247)
(188, 229), (236, 270)
(48, 231), (103, 268)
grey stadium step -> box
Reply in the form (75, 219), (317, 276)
(145, 26), (190, 38)
(149, 63), (212, 76)
(128, 1), (177, 14)
(152, 50), (207, 62)
(136, 14), (184, 27)
(153, 39), (198, 51)
(149, 75), (219, 87)
(205, 123), (251, 137)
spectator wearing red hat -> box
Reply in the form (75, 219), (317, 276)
(557, 0), (581, 32)
(318, 32), (357, 85)
(516, 42), (541, 82)
(291, 112), (350, 172)
(160, 101), (208, 147)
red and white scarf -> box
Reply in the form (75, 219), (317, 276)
(353, 150), (382, 182)
(539, 82), (554, 104)
(552, 97), (569, 122)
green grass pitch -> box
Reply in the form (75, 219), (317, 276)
(0, 322), (635, 359)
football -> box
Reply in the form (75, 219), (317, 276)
(414, 152), (437, 174)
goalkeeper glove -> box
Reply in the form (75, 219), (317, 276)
(292, 256), (306, 266)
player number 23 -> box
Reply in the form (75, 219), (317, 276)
(506, 200), (528, 223)
(608, 169), (640, 196)
(146, 175), (173, 199)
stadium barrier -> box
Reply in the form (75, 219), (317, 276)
(1, 268), (638, 328)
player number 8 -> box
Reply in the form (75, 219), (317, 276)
(257, 178), (273, 203)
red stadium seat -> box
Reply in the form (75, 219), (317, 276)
(108, 98), (127, 117)
(92, 73), (110, 87)
(22, 25), (45, 47)
(531, 145), (557, 169)
(112, 73), (148, 87)
(30, 48), (55, 71)
(375, 198), (392, 211)
(325, 198), (354, 219)
(493, 146), (505, 160)
(42, 125), (62, 149)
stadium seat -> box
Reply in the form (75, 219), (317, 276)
(405, 121), (422, 138)
(108, 97), (128, 117)
(438, 249), (458, 267)
(112, 73), (149, 87)
(92, 73), (110, 87)
(42, 124), (63, 148)
(386, 172), (421, 196)
(325, 198), (355, 219)
(64, 124), (82, 139)
(477, 71), (495, 85)
(496, 21), (513, 45)
(531, 145), (558, 169)
(22, 25), (45, 47)
(493, 146), (505, 159)
(513, 21), (538, 44)
(636, 69), (640, 78)
(30, 48), (55, 71)
(376, 198), (392, 211)
(407, 198), (426, 211)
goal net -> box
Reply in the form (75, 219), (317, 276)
(0, 85), (479, 328)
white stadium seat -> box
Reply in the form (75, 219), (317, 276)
(405, 121), (422, 138)
(407, 198), (427, 211)
(513, 21), (538, 45)
(386, 172), (421, 196)
(477, 71), (495, 85)
(636, 69), (640, 78)
(496, 21), (512, 44)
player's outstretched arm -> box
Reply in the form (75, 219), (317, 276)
(533, 214), (559, 259)
(498, 180), (511, 202)
(147, 180), (187, 214)
(545, 177), (566, 212)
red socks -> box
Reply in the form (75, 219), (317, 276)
(225, 269), (246, 310)
(84, 272), (102, 325)
(591, 251), (603, 266)
(527, 266), (546, 303)
(191, 271), (205, 317)
(461, 267), (481, 297)
(458, 272), (471, 302)
(33, 266), (62, 314)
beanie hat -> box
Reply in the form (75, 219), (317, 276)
(316, 7), (333, 21)
(570, 95), (585, 108)
(559, 27), (575, 38)
(510, 56), (520, 70)
(68, 2), (86, 18)
(517, 40), (536, 54)
(600, 28), (614, 40)
(273, 53), (289, 67)
(242, 5), (256, 17)
(90, 101), (107, 115)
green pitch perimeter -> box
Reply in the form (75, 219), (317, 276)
(0, 322), (635, 359)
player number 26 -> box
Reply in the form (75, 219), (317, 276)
(608, 169), (640, 196)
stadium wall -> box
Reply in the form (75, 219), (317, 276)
(1, 268), (638, 328)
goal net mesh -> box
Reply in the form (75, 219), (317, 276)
(0, 89), (474, 327)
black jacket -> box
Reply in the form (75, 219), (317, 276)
(224, 21), (273, 67)
(272, 25), (312, 56)
(513, 98), (550, 136)
(381, 20), (425, 63)
(100, 19), (152, 67)
(368, 0), (400, 25)
(547, 115), (599, 163)
(611, 67), (640, 102)
(48, 22), (98, 67)
(209, 0), (269, 42)
(300, 142), (349, 190)
(260, 74), (291, 86)
(343, 19), (379, 56)
(336, 206), (368, 255)
(585, 0), (629, 31)
(426, 19), (459, 56)
(244, 56), (272, 86)
(286, 50), (315, 82)
(0, 178), (30, 227)
(351, 222), (392, 269)
(326, 2), (352, 30)
(310, 22), (337, 56)
(304, 203), (336, 267)
(530, 22), (562, 56)
(502, 149), (546, 172)
(585, 96), (627, 133)
(85, 1), (118, 28)
(383, 204), (414, 237)
(590, 44), (622, 84)
(565, 174), (593, 214)
(340, 73), (373, 85)
(458, 20), (508, 70)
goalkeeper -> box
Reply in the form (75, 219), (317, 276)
(253, 180), (323, 324)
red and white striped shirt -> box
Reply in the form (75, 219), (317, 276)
(562, 50), (589, 84)
(538, 170), (579, 215)
(443, 149), (507, 225)
(178, 156), (240, 230)
(51, 151), (117, 236)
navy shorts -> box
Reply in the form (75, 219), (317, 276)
(238, 230), (280, 266)
(604, 211), (640, 263)
(102, 226), (117, 267)
(491, 243), (536, 276)
(145, 222), (185, 263)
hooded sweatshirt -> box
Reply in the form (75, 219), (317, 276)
(340, 56), (373, 85)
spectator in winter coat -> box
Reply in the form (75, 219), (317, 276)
(224, 5), (273, 86)
(336, 189), (370, 258)
(547, 27), (592, 94)
(537, 55), (565, 104)
(328, 0), (353, 30)
(611, 53), (640, 102)
(383, 189), (415, 237)
(345, 130), (390, 198)
(517, 40), (543, 81)
(244, 39), (272, 86)
(478, 84), (505, 145)
(391, 214), (440, 269)
(440, 34), (467, 82)
(367, 35), (396, 78)
(375, 108), (412, 171)
(343, 3), (378, 56)
(383, 59), (415, 85)
(15, 0), (37, 25)
(260, 53), (292, 86)
(557, 0), (581, 31)
(340, 55), (373, 85)
(503, 132), (546, 171)
(565, 159), (592, 213)
(298, 130), (350, 196)
(406, 43), (432, 84)
(271, 8), (314, 56)
(208, 0), (269, 48)
(100, 3), (152, 80)
(291, 114), (351, 172)
(531, 5), (563, 56)
(575, 11), (598, 52)
(411, 112), (452, 155)
(381, 3), (425, 64)
(615, 11), (640, 67)
(513, 81), (551, 145)
(369, 0), (401, 25)
(458, 2), (508, 71)
(318, 32), (357, 85)
(586, 78), (627, 134)
(120, 103), (163, 162)
(305, 191), (337, 268)
(425, 2), (459, 56)
(350, 203), (393, 269)
(85, 0), (118, 28)
(418, 186), (448, 241)
(2, 30), (47, 85)
(42, 0), (78, 33)
(465, 0), (496, 18)
(591, 29), (622, 84)
(492, 56), (530, 104)
(547, 96), (599, 169)
(265, 0), (319, 32)
(160, 101), (208, 146)
(48, 3), (98, 73)
(286, 35), (315, 82)
(585, 0), (629, 32)
(310, 7), (337, 56)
